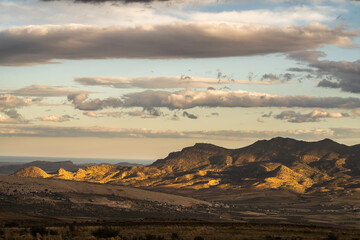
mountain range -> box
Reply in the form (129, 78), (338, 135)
(13, 137), (360, 194)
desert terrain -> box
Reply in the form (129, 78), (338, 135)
(1, 138), (360, 239)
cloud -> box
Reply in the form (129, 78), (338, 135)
(353, 108), (360, 116)
(0, 124), (335, 140)
(257, 118), (264, 123)
(0, 94), (40, 111)
(76, 75), (282, 89)
(262, 111), (272, 118)
(0, 109), (29, 124)
(67, 93), (123, 111)
(122, 89), (360, 109)
(2, 109), (23, 119)
(75, 76), (225, 89)
(37, 115), (72, 122)
(183, 111), (198, 119)
(83, 111), (98, 118)
(12, 84), (95, 97)
(288, 51), (360, 93)
(0, 23), (357, 66)
(41, 0), (169, 3)
(274, 109), (349, 123)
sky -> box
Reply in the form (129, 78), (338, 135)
(0, 0), (360, 160)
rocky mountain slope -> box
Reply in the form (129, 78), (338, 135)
(13, 137), (360, 194)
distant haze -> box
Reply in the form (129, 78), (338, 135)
(0, 156), (154, 165)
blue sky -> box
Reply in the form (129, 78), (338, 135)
(0, 0), (359, 160)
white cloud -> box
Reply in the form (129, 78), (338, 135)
(122, 89), (360, 109)
(274, 109), (349, 123)
(12, 84), (95, 97)
(83, 111), (98, 118)
(0, 94), (39, 111)
(68, 93), (123, 111)
(75, 75), (280, 89)
(37, 115), (71, 122)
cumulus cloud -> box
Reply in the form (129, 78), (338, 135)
(0, 109), (29, 124)
(0, 124), (335, 140)
(67, 93), (123, 111)
(122, 89), (360, 109)
(12, 84), (95, 97)
(37, 115), (72, 122)
(0, 23), (357, 66)
(288, 51), (360, 93)
(0, 94), (39, 111)
(274, 109), (349, 123)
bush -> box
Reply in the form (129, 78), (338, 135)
(92, 227), (119, 238)
(145, 234), (165, 240)
(194, 237), (204, 240)
(30, 226), (47, 237)
(324, 233), (338, 240)
(172, 233), (180, 240)
(49, 229), (58, 235)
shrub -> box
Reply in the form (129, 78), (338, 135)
(172, 233), (180, 240)
(145, 234), (165, 240)
(194, 237), (204, 240)
(324, 233), (338, 240)
(92, 227), (119, 238)
(30, 226), (47, 237)
(49, 229), (58, 235)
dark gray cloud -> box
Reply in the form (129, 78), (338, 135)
(262, 111), (272, 118)
(0, 23), (357, 66)
(288, 51), (360, 93)
(274, 109), (349, 123)
(67, 93), (123, 111)
(183, 111), (198, 119)
(122, 89), (360, 109)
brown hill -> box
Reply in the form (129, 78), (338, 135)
(13, 166), (49, 178)
(13, 137), (360, 194)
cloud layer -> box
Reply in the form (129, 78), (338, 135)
(0, 23), (357, 66)
(0, 124), (335, 140)
(122, 89), (360, 109)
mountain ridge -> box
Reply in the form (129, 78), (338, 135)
(13, 137), (360, 194)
